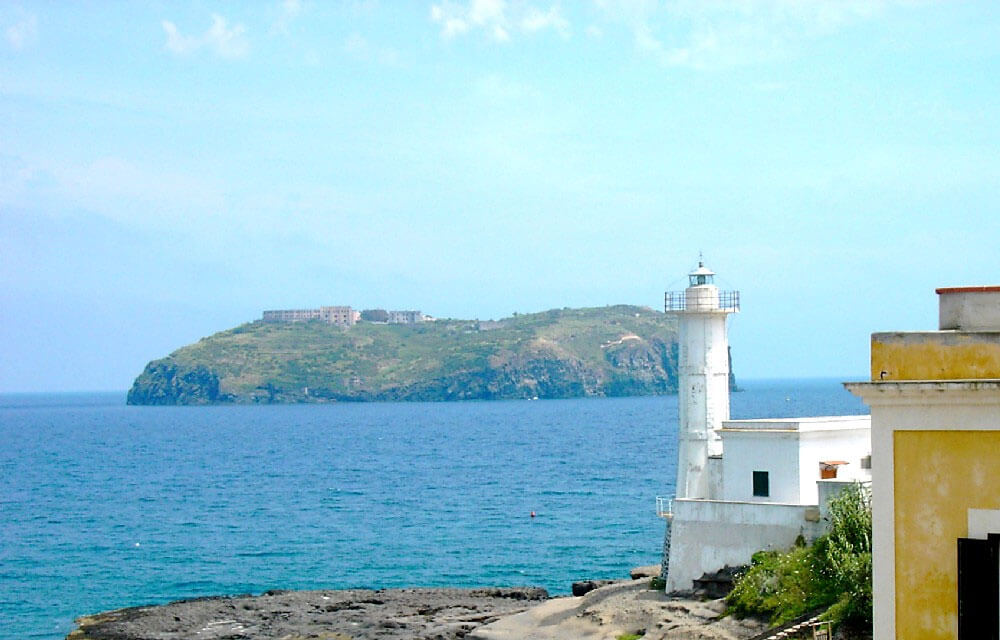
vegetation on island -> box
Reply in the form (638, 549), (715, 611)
(726, 483), (873, 633)
(127, 305), (701, 404)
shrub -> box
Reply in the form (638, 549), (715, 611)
(726, 483), (872, 630)
(726, 546), (827, 625)
(815, 483), (872, 628)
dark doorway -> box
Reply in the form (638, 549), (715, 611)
(957, 534), (999, 639)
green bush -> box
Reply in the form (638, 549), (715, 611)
(816, 483), (872, 629)
(726, 546), (828, 625)
(726, 483), (872, 630)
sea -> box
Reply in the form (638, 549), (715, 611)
(0, 378), (868, 640)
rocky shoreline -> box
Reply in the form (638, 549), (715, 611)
(66, 587), (549, 640)
(66, 572), (770, 640)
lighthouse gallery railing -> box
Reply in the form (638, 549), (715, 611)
(664, 290), (740, 312)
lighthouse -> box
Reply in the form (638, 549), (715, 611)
(665, 260), (739, 500)
(658, 262), (870, 593)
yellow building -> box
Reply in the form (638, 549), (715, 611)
(847, 286), (1000, 640)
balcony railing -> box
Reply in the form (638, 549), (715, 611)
(656, 496), (673, 519)
(664, 290), (740, 313)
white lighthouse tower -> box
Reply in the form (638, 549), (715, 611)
(665, 260), (739, 500)
(657, 262), (870, 593)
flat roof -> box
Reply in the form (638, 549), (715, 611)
(721, 415), (870, 432)
(725, 415), (869, 424)
(936, 286), (1000, 294)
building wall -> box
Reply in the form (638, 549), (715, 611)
(871, 331), (1000, 381)
(894, 429), (1000, 639)
(387, 310), (423, 324)
(796, 425), (871, 504)
(938, 288), (1000, 330)
(851, 309), (1000, 640)
(719, 418), (870, 505)
(262, 306), (357, 326)
(848, 381), (1000, 640)
(319, 306), (357, 326)
(262, 309), (323, 322)
(706, 456), (723, 501)
(664, 498), (824, 592)
(817, 478), (862, 521)
(721, 431), (800, 503)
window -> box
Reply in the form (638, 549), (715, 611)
(753, 471), (769, 497)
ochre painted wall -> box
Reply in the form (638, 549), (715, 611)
(871, 334), (1000, 381)
(894, 430), (1000, 639)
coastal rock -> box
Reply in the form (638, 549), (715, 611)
(571, 579), (617, 596)
(126, 362), (222, 405)
(692, 565), (746, 599)
(66, 587), (549, 640)
(630, 564), (662, 579)
(470, 579), (769, 640)
(67, 582), (773, 640)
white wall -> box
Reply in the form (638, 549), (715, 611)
(719, 417), (871, 505)
(676, 306), (731, 499)
(817, 478), (867, 521)
(706, 455), (723, 500)
(938, 290), (1000, 330)
(797, 423), (871, 504)
(722, 431), (800, 503)
(665, 498), (825, 593)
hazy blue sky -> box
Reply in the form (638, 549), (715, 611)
(2, 1), (999, 392)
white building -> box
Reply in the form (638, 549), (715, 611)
(261, 306), (359, 326)
(387, 310), (424, 324)
(660, 262), (872, 593)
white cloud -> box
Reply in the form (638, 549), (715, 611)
(273, 0), (302, 35)
(206, 14), (249, 58)
(430, 0), (570, 42)
(161, 14), (249, 59)
(344, 32), (405, 67)
(162, 20), (200, 55)
(596, 0), (910, 70)
(521, 5), (569, 38)
(4, 9), (37, 50)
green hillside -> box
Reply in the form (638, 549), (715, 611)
(127, 305), (687, 404)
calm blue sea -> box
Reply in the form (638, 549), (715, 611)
(0, 379), (867, 640)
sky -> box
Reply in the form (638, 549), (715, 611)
(2, 0), (1000, 392)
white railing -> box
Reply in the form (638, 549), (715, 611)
(656, 496), (674, 519)
(664, 290), (740, 312)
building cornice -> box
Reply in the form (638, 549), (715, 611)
(845, 380), (1000, 405)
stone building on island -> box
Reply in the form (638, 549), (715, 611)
(262, 306), (360, 326)
(387, 309), (424, 324)
(261, 306), (427, 326)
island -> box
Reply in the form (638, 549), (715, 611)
(127, 304), (736, 405)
